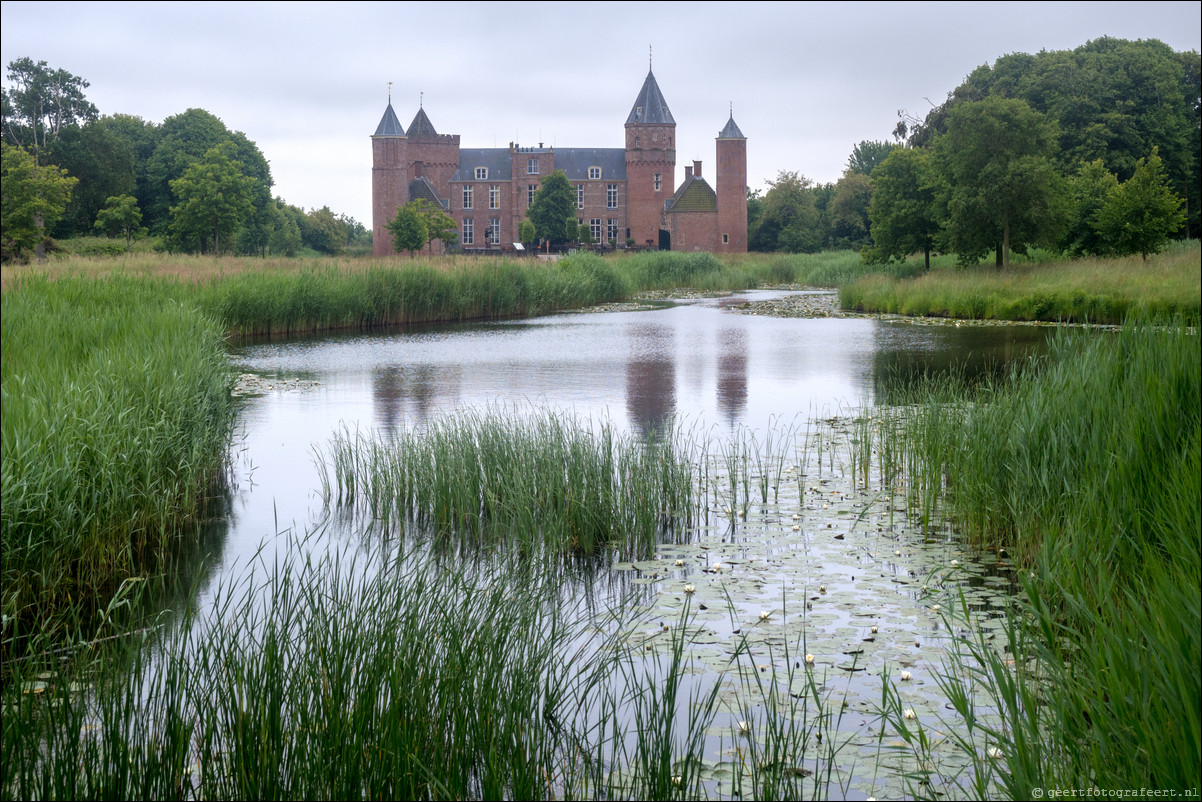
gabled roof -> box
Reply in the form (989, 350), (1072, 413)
(408, 177), (447, 208)
(665, 175), (717, 213)
(373, 103), (405, 137)
(718, 114), (745, 140)
(554, 148), (626, 181)
(626, 70), (675, 126)
(452, 149), (514, 182)
(407, 107), (438, 137)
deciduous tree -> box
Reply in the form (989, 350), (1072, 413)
(93, 194), (146, 251)
(1, 142), (76, 261)
(1096, 148), (1186, 259)
(168, 142), (255, 254)
(388, 202), (427, 255)
(1, 58), (97, 152)
(865, 147), (942, 270)
(527, 170), (575, 245)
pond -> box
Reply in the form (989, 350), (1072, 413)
(208, 288), (1056, 798)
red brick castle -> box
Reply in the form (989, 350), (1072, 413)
(371, 68), (747, 255)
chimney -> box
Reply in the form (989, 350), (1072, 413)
(684, 165), (693, 180)
(693, 160), (702, 177)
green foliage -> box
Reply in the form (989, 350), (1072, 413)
(828, 171), (873, 249)
(936, 96), (1068, 267)
(865, 147), (941, 269)
(526, 169), (575, 245)
(518, 219), (535, 244)
(1062, 159), (1120, 256)
(1, 142), (77, 261)
(42, 117), (137, 237)
(167, 141), (256, 254)
(267, 199), (304, 257)
(751, 170), (824, 253)
(412, 198), (458, 251)
(93, 194), (146, 251)
(301, 205), (348, 255)
(1097, 147), (1186, 259)
(845, 139), (897, 176)
(1, 57), (97, 151)
(387, 201), (427, 254)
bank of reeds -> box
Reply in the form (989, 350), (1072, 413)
(0, 536), (842, 800)
(870, 318), (1201, 793)
(0, 276), (236, 657)
(839, 240), (1201, 324)
(319, 409), (696, 559)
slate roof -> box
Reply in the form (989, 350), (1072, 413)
(407, 107), (438, 137)
(554, 148), (626, 181)
(373, 103), (405, 137)
(718, 114), (745, 139)
(665, 175), (717, 212)
(452, 149), (513, 182)
(626, 70), (675, 125)
(408, 176), (447, 208)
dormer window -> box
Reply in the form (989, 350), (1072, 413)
(588, 166), (601, 180)
(475, 167), (488, 180)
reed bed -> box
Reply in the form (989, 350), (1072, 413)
(319, 409), (697, 560)
(1, 534), (846, 800)
(1, 276), (236, 657)
(839, 240), (1201, 324)
(866, 317), (1201, 794)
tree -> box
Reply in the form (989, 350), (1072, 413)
(411, 199), (457, 252)
(269, 200), (304, 256)
(43, 117), (136, 237)
(1096, 148), (1186, 259)
(1, 142), (77, 261)
(936, 97), (1068, 268)
(846, 140), (897, 177)
(93, 194), (146, 251)
(2, 58), (97, 152)
(301, 206), (348, 254)
(1062, 159), (1119, 256)
(518, 219), (536, 245)
(168, 142), (255, 253)
(752, 170), (823, 253)
(526, 170), (575, 245)
(388, 202), (427, 255)
(865, 147), (942, 270)
(828, 172), (874, 249)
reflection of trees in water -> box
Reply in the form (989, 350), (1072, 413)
(716, 328), (748, 429)
(372, 365), (444, 430)
(625, 323), (676, 438)
(871, 325), (1054, 405)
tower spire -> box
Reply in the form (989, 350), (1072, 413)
(649, 44), (653, 70)
(388, 81), (392, 103)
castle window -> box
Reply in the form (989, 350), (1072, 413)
(588, 167), (601, 180)
(607, 218), (618, 242)
(462, 218), (474, 245)
(723, 234), (730, 244)
(635, 136), (640, 147)
(576, 185), (584, 209)
(489, 185), (500, 210)
(654, 173), (662, 191)
(462, 185), (473, 210)
(488, 218), (500, 245)
(475, 167), (488, 180)
(528, 184), (537, 206)
(606, 184), (618, 209)
(527, 158), (539, 175)
(589, 218), (602, 241)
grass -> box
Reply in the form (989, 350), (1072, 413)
(1, 275), (236, 659)
(839, 239), (1201, 324)
(318, 408), (697, 560)
(0, 532), (850, 800)
(866, 317), (1201, 794)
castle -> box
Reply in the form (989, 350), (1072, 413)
(371, 68), (747, 255)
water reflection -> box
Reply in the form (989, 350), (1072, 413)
(716, 328), (748, 427)
(625, 322), (677, 437)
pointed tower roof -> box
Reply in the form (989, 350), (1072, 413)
(407, 107), (438, 137)
(374, 103), (405, 136)
(626, 70), (675, 125)
(718, 113), (745, 139)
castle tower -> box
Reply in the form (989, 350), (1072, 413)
(371, 102), (407, 256)
(624, 69), (676, 248)
(404, 105), (460, 199)
(715, 112), (748, 253)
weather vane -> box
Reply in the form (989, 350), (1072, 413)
(649, 44), (653, 69)
(387, 81), (392, 103)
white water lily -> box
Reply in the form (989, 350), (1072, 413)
(900, 670), (912, 681)
(674, 559), (684, 567)
(792, 513), (800, 521)
(792, 524), (800, 531)
(931, 604), (941, 612)
(987, 746), (1003, 760)
(950, 559), (960, 567)
(903, 708), (916, 720)
(683, 584), (695, 594)
(895, 549), (902, 557)
(818, 584), (827, 593)
(759, 610), (770, 621)
(804, 653), (814, 665)
(671, 775), (683, 787)
(712, 562), (723, 572)
(871, 625), (878, 633)
(738, 720), (751, 734)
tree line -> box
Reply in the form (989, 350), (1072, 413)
(1, 57), (368, 261)
(750, 37), (1199, 265)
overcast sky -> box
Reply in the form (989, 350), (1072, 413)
(2, 1), (1199, 226)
